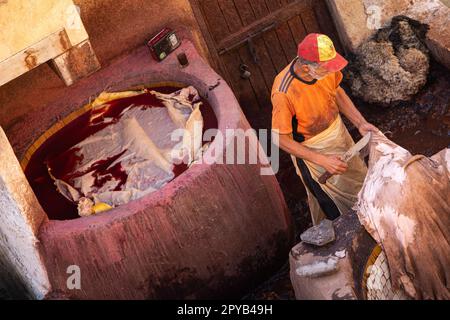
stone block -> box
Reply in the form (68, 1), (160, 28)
(300, 219), (336, 247)
(326, 0), (450, 69)
(290, 211), (377, 300)
(0, 127), (50, 299)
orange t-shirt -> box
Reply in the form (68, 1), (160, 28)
(271, 60), (343, 140)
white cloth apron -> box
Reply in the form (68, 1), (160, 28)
(291, 115), (367, 225)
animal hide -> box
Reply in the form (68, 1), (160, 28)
(47, 86), (204, 216)
(354, 132), (450, 299)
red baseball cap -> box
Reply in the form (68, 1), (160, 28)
(297, 33), (348, 72)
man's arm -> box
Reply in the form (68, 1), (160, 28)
(276, 133), (348, 175)
(336, 86), (378, 136)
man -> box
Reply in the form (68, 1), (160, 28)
(271, 33), (378, 225)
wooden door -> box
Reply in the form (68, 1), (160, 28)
(190, 0), (343, 223)
(190, 0), (343, 130)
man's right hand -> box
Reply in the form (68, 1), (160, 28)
(317, 154), (348, 175)
(276, 134), (349, 176)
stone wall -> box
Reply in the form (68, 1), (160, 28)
(326, 0), (450, 69)
(0, 128), (50, 299)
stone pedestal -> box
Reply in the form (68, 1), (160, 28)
(289, 211), (376, 300)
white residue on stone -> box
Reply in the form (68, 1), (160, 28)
(0, 177), (51, 299)
(362, 0), (387, 12)
(334, 249), (347, 259)
(296, 257), (339, 278)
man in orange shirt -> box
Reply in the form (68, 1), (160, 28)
(272, 33), (378, 225)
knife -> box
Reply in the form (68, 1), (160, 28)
(318, 132), (372, 184)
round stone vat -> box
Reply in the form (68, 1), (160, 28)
(18, 41), (293, 299)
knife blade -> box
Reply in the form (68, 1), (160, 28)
(318, 132), (372, 184)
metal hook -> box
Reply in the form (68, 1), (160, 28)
(246, 39), (259, 65)
(239, 64), (251, 79)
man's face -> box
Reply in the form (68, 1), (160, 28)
(307, 64), (330, 80)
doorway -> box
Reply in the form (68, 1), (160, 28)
(190, 0), (344, 231)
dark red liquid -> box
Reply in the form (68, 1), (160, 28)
(25, 86), (218, 220)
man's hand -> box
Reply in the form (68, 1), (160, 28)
(358, 121), (378, 136)
(317, 154), (348, 175)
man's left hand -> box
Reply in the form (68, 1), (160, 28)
(358, 122), (379, 136)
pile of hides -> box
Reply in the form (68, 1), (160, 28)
(345, 16), (430, 105)
(47, 86), (204, 216)
(354, 132), (449, 299)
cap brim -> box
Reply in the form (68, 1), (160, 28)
(321, 52), (348, 72)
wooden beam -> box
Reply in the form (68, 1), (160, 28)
(50, 39), (100, 86)
(0, 29), (71, 86)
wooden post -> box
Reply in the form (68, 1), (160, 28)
(0, 0), (100, 87)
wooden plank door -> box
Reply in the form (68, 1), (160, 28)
(190, 0), (344, 223)
(190, 0), (343, 131)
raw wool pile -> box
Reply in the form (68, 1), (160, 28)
(47, 86), (204, 216)
(345, 16), (430, 105)
(354, 131), (450, 299)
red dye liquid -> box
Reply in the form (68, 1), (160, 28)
(25, 86), (218, 220)
(48, 149), (128, 195)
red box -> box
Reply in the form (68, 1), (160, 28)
(147, 28), (180, 61)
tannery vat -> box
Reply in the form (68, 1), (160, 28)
(0, 40), (293, 299)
